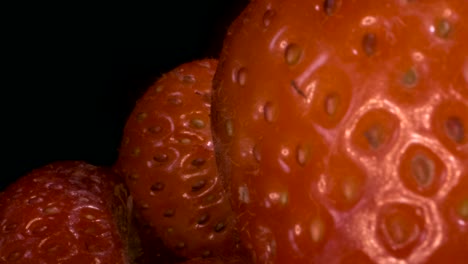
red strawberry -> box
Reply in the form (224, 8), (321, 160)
(114, 59), (241, 259)
(211, 0), (468, 263)
(0, 161), (136, 263)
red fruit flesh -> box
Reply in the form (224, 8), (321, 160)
(114, 59), (241, 259)
(211, 0), (468, 263)
(0, 161), (134, 263)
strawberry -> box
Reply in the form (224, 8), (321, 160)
(114, 59), (240, 259)
(211, 0), (468, 263)
(0, 161), (136, 263)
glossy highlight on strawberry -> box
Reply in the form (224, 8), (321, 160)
(211, 0), (468, 263)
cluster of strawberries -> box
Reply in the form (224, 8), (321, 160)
(1, 0), (467, 263)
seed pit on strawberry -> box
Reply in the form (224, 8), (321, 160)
(432, 100), (467, 152)
(214, 222), (226, 232)
(376, 203), (425, 257)
(457, 198), (468, 222)
(150, 182), (165, 193)
(253, 144), (262, 163)
(323, 0), (341, 16)
(191, 179), (207, 191)
(399, 144), (445, 196)
(182, 74), (196, 84)
(233, 67), (247, 86)
(444, 116), (464, 144)
(352, 109), (400, 153)
(168, 95), (183, 106)
(296, 143), (311, 167)
(27, 196), (44, 204)
(324, 155), (366, 210)
(262, 9), (276, 27)
(137, 112), (148, 122)
(191, 118), (206, 129)
(434, 18), (452, 39)
(197, 214), (210, 225)
(176, 242), (186, 249)
(263, 101), (277, 123)
(191, 158), (206, 167)
(309, 217), (326, 243)
(285, 43), (303, 65)
(128, 173), (139, 181)
(362, 33), (377, 56)
(401, 68), (418, 88)
(154, 153), (169, 163)
(411, 155), (434, 187)
(324, 93), (339, 116)
(225, 120), (234, 137)
(43, 206), (60, 215)
(164, 209), (175, 217)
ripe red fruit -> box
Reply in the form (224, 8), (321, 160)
(114, 59), (240, 259)
(0, 161), (135, 263)
(211, 0), (468, 263)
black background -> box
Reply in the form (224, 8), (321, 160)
(3, 1), (249, 191)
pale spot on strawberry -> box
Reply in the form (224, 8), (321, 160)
(253, 144), (262, 163)
(238, 185), (250, 204)
(263, 101), (277, 123)
(323, 0), (341, 16)
(285, 43), (303, 66)
(263, 9), (276, 27)
(324, 93), (339, 116)
(410, 154), (435, 189)
(296, 143), (311, 167)
(180, 138), (192, 145)
(362, 33), (377, 56)
(43, 206), (60, 215)
(233, 67), (247, 86)
(176, 242), (186, 249)
(136, 112), (147, 122)
(225, 120), (234, 137)
(266, 191), (289, 208)
(131, 147), (141, 157)
(457, 198), (468, 221)
(85, 214), (96, 220)
(155, 85), (164, 93)
(128, 173), (139, 181)
(310, 217), (326, 243)
(444, 116), (464, 144)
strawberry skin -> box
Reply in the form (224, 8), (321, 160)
(0, 161), (134, 263)
(211, 0), (468, 263)
(114, 59), (240, 259)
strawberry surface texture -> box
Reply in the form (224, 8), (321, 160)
(211, 0), (468, 263)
